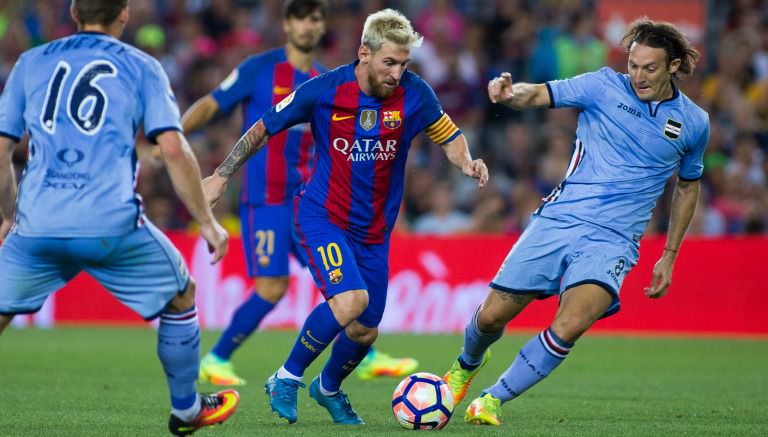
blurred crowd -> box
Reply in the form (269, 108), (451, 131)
(1, 0), (767, 236)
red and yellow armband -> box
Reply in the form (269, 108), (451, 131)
(425, 113), (461, 145)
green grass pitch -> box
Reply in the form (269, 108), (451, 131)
(1, 328), (766, 436)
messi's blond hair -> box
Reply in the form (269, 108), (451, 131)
(361, 9), (423, 52)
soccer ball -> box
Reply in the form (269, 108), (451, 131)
(391, 372), (454, 430)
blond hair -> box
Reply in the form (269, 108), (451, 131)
(361, 8), (423, 52)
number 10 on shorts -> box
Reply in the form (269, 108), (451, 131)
(317, 243), (343, 285)
(316, 243), (343, 271)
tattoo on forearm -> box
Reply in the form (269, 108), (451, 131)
(216, 123), (267, 177)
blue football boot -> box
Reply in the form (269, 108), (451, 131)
(264, 373), (305, 424)
(309, 376), (364, 425)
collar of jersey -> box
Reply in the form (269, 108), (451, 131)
(626, 76), (681, 117)
(76, 31), (114, 38)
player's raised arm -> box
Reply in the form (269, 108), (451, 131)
(182, 95), (221, 134)
(0, 136), (17, 241)
(156, 130), (228, 264)
(488, 72), (551, 109)
(202, 120), (271, 206)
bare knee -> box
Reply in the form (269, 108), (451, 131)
(550, 314), (593, 343)
(345, 322), (378, 346)
(255, 276), (289, 304)
(476, 305), (508, 333)
(167, 278), (196, 313)
(327, 289), (368, 326)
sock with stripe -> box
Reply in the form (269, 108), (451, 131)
(282, 302), (343, 379)
(460, 306), (504, 368)
(211, 291), (275, 360)
(485, 327), (573, 402)
(319, 330), (370, 393)
(157, 307), (202, 420)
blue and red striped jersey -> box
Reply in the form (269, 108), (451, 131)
(262, 61), (460, 243)
(212, 48), (324, 206)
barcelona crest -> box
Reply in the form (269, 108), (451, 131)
(329, 268), (343, 284)
(382, 110), (402, 129)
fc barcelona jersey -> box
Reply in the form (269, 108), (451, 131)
(212, 48), (324, 206)
(262, 61), (459, 243)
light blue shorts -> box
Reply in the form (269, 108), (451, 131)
(0, 221), (189, 320)
(490, 215), (639, 317)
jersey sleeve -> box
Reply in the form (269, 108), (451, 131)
(261, 76), (323, 135)
(142, 58), (182, 144)
(678, 115), (709, 181)
(211, 57), (260, 113)
(413, 76), (461, 143)
(546, 67), (611, 109)
(0, 56), (27, 141)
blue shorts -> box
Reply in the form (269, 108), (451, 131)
(490, 215), (639, 317)
(292, 213), (389, 328)
(0, 221), (189, 320)
(240, 203), (306, 278)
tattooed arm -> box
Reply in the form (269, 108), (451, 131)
(203, 120), (271, 206)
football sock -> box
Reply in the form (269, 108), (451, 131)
(171, 394), (201, 422)
(276, 366), (303, 382)
(157, 307), (201, 412)
(486, 327), (573, 402)
(460, 306), (504, 367)
(318, 375), (337, 396)
(320, 330), (370, 392)
(283, 302), (343, 378)
(211, 290), (275, 360)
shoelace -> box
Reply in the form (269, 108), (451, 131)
(200, 393), (223, 410)
(328, 391), (357, 419)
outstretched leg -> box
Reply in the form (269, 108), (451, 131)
(445, 289), (536, 405)
(466, 284), (612, 426)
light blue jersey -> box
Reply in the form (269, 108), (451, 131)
(539, 67), (709, 244)
(0, 31), (181, 237)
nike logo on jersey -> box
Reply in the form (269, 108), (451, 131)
(273, 85), (292, 95)
(332, 113), (355, 121)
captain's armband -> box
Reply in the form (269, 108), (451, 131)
(426, 113), (461, 145)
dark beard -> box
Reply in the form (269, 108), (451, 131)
(293, 42), (314, 54)
(290, 37), (315, 54)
